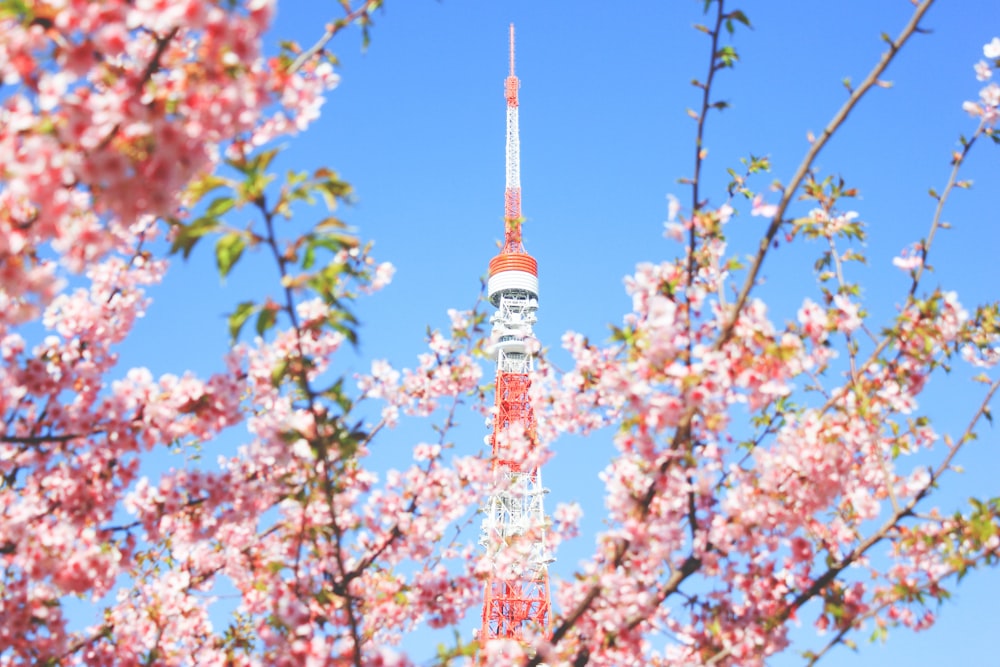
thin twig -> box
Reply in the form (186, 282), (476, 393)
(288, 4), (374, 74)
(716, 0), (936, 352)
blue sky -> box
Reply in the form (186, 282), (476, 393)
(123, 1), (1000, 664)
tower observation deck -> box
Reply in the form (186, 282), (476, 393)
(479, 23), (552, 651)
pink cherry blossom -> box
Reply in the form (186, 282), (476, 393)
(984, 37), (1000, 59)
(0, 4), (996, 667)
(975, 60), (992, 81)
(893, 243), (924, 271)
(832, 294), (862, 333)
(751, 193), (778, 218)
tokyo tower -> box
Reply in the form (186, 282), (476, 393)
(479, 23), (552, 649)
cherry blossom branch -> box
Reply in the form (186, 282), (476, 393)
(623, 553), (703, 633)
(331, 396), (466, 587)
(57, 624), (115, 664)
(822, 110), (989, 425)
(288, 1), (382, 74)
(682, 6), (728, 553)
(612, 311), (995, 665)
(875, 439), (903, 516)
(717, 0), (935, 351)
(95, 26), (180, 153)
(528, 433), (706, 664)
(687, 0), (726, 276)
(774, 376), (999, 631)
(249, 178), (480, 660)
(329, 510), (365, 667)
(0, 432), (92, 444)
(824, 234), (862, 378)
(805, 614), (866, 667)
(908, 117), (987, 300)
(803, 539), (1000, 666)
(924, 377), (1000, 489)
(136, 27), (181, 94)
(252, 193), (370, 665)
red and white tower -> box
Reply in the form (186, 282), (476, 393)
(479, 23), (551, 648)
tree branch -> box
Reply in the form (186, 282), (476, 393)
(716, 0), (936, 351)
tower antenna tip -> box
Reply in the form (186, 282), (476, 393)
(509, 23), (515, 76)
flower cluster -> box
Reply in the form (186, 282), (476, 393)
(1, 4), (997, 666)
(963, 37), (1000, 128)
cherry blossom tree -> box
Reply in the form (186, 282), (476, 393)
(0, 1), (997, 666)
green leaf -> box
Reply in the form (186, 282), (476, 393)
(184, 174), (229, 205)
(302, 242), (317, 270)
(270, 358), (288, 387)
(169, 216), (220, 259)
(254, 148), (280, 173)
(228, 301), (257, 341)
(315, 216), (348, 231)
(228, 148), (280, 202)
(716, 45), (739, 68)
(323, 377), (352, 413)
(230, 147), (279, 176)
(240, 171), (276, 203)
(256, 307), (278, 337)
(313, 168), (352, 210)
(287, 169), (308, 187)
(326, 232), (359, 249)
(215, 232), (246, 278)
(0, 0), (32, 22)
(729, 9), (751, 28)
(206, 196), (235, 217)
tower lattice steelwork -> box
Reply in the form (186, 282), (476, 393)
(479, 23), (551, 648)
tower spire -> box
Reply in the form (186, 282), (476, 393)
(509, 23), (516, 79)
(480, 24), (551, 654)
(502, 23), (523, 253)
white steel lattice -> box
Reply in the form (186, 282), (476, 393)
(506, 105), (520, 191)
(479, 288), (551, 609)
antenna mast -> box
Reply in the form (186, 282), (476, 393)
(479, 23), (552, 652)
(502, 23), (523, 253)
